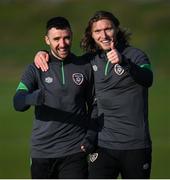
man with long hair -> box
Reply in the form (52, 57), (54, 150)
(34, 11), (153, 179)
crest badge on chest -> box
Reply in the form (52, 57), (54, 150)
(72, 73), (84, 85)
(114, 64), (124, 75)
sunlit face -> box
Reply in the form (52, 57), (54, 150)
(91, 19), (118, 51)
(45, 27), (72, 60)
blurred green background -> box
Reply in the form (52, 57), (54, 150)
(0, 0), (169, 178)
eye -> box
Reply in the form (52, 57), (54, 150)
(53, 37), (60, 41)
(64, 36), (71, 41)
(94, 29), (101, 34)
(105, 28), (114, 33)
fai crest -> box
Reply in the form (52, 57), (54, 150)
(72, 73), (84, 85)
(114, 64), (124, 75)
(89, 153), (98, 163)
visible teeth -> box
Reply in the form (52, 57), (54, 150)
(102, 40), (111, 44)
(59, 49), (66, 52)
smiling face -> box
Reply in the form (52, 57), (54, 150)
(91, 19), (118, 51)
(45, 27), (72, 60)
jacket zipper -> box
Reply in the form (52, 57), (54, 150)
(61, 61), (65, 85)
(104, 60), (110, 76)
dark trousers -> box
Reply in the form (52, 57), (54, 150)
(88, 147), (152, 179)
(31, 152), (88, 179)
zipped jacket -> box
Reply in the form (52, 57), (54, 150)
(89, 45), (153, 150)
(13, 53), (97, 158)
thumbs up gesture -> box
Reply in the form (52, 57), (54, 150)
(106, 41), (122, 64)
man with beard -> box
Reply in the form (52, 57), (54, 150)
(33, 11), (153, 179)
(13, 16), (97, 179)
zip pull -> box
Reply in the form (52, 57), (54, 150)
(104, 60), (110, 76)
(104, 51), (110, 76)
(61, 61), (65, 85)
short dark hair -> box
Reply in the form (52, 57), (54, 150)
(46, 16), (71, 34)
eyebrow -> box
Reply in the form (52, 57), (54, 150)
(93, 27), (113, 32)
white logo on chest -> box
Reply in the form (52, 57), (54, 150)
(45, 77), (53, 83)
(92, 65), (98, 72)
(72, 73), (84, 85)
(114, 64), (124, 75)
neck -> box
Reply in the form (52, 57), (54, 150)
(51, 50), (65, 61)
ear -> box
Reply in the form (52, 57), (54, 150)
(45, 35), (50, 45)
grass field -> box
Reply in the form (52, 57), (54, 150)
(0, 0), (170, 178)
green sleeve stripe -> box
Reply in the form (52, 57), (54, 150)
(16, 82), (28, 92)
(140, 64), (152, 71)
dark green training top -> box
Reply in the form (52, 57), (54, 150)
(13, 53), (97, 158)
(89, 45), (153, 150)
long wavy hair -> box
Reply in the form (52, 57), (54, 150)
(80, 11), (131, 53)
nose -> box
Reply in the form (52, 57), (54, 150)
(59, 39), (66, 47)
(100, 30), (107, 38)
